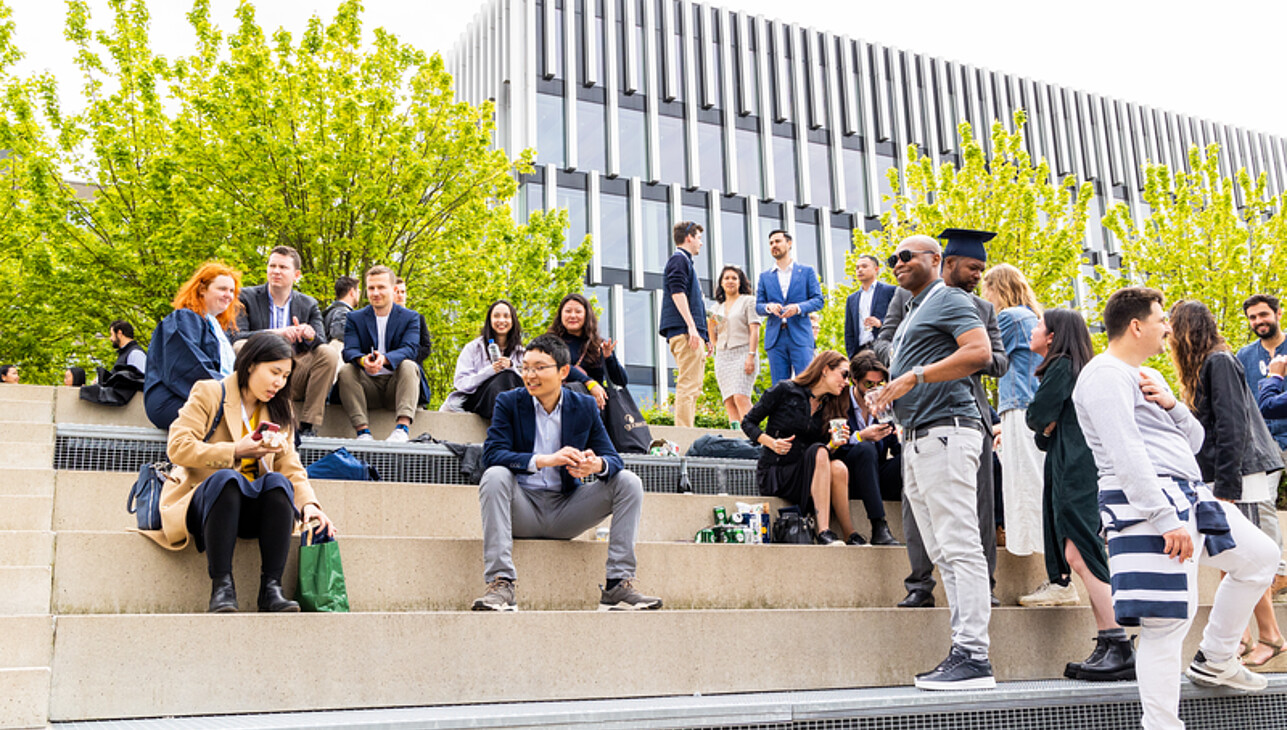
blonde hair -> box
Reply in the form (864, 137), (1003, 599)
(982, 264), (1041, 315)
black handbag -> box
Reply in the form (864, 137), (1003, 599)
(771, 506), (816, 545)
(127, 383), (225, 530)
(602, 376), (651, 454)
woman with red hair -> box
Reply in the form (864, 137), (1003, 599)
(144, 262), (243, 429)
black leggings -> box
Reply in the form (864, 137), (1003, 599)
(203, 480), (295, 581)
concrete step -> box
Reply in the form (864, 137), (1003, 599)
(51, 530), (1110, 614)
(0, 469), (54, 497)
(46, 605), (1270, 722)
(0, 532), (53, 567)
(0, 667), (50, 729)
(0, 497), (52, 531)
(8, 445), (52, 470)
(53, 470), (901, 543)
(0, 567), (51, 615)
(0, 616), (54, 670)
(0, 423), (53, 446)
(52, 387), (743, 451)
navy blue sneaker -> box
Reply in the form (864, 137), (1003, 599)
(914, 645), (996, 690)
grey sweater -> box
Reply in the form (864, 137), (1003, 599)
(1073, 353), (1205, 534)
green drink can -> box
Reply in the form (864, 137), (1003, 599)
(695, 528), (715, 543)
(713, 506), (728, 525)
(728, 527), (747, 544)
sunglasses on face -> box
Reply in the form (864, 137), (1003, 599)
(886, 249), (935, 268)
(857, 378), (885, 388)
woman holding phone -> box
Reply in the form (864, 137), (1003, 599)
(145, 332), (336, 613)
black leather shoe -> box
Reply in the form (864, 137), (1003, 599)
(816, 529), (843, 546)
(898, 589), (935, 608)
(208, 574), (237, 613)
(258, 575), (300, 613)
(869, 519), (901, 546)
(846, 531), (868, 545)
(1077, 635), (1136, 681)
(297, 425), (318, 439)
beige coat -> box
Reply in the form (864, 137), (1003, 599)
(141, 374), (320, 551)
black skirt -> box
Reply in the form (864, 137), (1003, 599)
(757, 442), (828, 516)
(185, 469), (297, 552)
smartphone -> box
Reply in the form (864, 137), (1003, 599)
(251, 422), (280, 441)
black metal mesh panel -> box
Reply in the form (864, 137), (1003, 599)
(52, 431), (760, 495)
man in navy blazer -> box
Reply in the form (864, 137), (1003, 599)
(844, 254), (896, 358)
(474, 334), (662, 612)
(336, 265), (431, 442)
(756, 229), (826, 383)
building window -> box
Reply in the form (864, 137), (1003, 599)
(841, 146), (866, 216)
(619, 105), (647, 178)
(808, 140), (832, 210)
(758, 203), (783, 270)
(577, 99), (607, 172)
(557, 186), (588, 249)
(659, 113), (687, 184)
(641, 194), (670, 274)
(526, 181), (546, 219)
(829, 225), (853, 287)
(736, 126), (761, 196)
(697, 120), (724, 191)
(599, 190), (630, 269)
(536, 93), (565, 167)
(772, 134), (797, 201)
(795, 213), (820, 274)
(721, 204), (748, 274)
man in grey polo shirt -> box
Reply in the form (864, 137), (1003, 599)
(872, 233), (994, 690)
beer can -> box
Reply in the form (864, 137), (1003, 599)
(728, 527), (747, 544)
(695, 528), (715, 543)
(713, 506), (728, 525)
(760, 513), (771, 544)
(713, 525), (727, 543)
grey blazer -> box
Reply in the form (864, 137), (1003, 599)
(231, 284), (326, 353)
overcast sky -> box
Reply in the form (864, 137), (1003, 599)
(9, 0), (1286, 137)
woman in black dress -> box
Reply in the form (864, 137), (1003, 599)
(1026, 308), (1134, 680)
(742, 350), (856, 545)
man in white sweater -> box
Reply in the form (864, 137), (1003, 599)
(1074, 287), (1276, 730)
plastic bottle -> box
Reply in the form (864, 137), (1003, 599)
(487, 338), (502, 362)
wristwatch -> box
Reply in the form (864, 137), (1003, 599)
(913, 365), (926, 385)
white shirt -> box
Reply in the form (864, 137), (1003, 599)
(520, 393), (565, 491)
(375, 314), (393, 373)
(775, 261), (795, 302)
(857, 282), (876, 345)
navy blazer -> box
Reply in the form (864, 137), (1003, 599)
(231, 284), (326, 353)
(483, 387), (624, 493)
(342, 304), (431, 403)
(843, 281), (896, 358)
(755, 263), (825, 351)
(143, 308), (225, 411)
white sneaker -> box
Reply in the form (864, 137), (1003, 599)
(386, 428), (410, 443)
(355, 432), (374, 441)
(1186, 650), (1269, 692)
(1018, 581), (1079, 607)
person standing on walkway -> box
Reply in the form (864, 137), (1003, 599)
(871, 234), (994, 690)
(1074, 287), (1275, 729)
(756, 229), (824, 383)
(659, 221), (708, 428)
(844, 254), (896, 358)
(708, 265), (761, 429)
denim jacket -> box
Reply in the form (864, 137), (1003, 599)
(997, 306), (1041, 413)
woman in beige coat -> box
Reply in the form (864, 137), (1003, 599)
(146, 332), (335, 613)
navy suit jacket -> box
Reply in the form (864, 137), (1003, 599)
(483, 387), (624, 493)
(342, 304), (431, 403)
(843, 281), (896, 358)
(231, 284), (326, 354)
(755, 263), (825, 351)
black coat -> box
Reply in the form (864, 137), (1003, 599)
(232, 284), (325, 354)
(1193, 351), (1284, 500)
(741, 380), (831, 468)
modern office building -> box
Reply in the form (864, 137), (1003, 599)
(449, 0), (1286, 404)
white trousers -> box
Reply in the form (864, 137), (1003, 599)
(999, 409), (1045, 556)
(1135, 500), (1276, 730)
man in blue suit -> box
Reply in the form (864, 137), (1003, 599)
(337, 265), (431, 442)
(474, 334), (662, 612)
(844, 254), (896, 358)
(756, 229), (826, 383)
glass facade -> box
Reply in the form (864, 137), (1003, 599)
(451, 0), (1286, 402)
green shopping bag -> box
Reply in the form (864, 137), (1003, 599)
(298, 525), (350, 612)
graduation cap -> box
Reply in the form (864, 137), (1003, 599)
(937, 228), (996, 263)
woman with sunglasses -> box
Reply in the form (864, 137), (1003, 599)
(742, 350), (858, 545)
(1168, 300), (1286, 670)
(830, 351), (902, 545)
(1026, 308), (1134, 679)
(708, 265), (762, 428)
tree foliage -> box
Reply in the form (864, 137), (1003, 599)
(0, 0), (589, 397)
(814, 114), (1092, 355)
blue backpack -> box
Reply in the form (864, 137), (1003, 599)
(306, 447), (380, 482)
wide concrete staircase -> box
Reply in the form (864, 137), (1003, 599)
(5, 386), (1287, 726)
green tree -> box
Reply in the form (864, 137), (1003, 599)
(1094, 144), (1287, 352)
(814, 113), (1092, 355)
(0, 0), (589, 398)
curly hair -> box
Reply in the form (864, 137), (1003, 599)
(1167, 299), (1227, 409)
(171, 261), (242, 332)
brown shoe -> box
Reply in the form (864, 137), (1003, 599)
(995, 526), (1006, 549)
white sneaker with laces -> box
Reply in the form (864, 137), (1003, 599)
(355, 432), (374, 441)
(386, 428), (410, 443)
(1186, 650), (1269, 692)
(1018, 581), (1079, 607)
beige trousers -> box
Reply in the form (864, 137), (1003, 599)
(336, 359), (421, 429)
(668, 334), (706, 428)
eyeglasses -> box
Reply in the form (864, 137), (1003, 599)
(520, 364), (558, 376)
(886, 249), (936, 268)
(838, 370), (850, 379)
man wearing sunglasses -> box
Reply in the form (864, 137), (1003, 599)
(755, 229), (826, 383)
(831, 351), (902, 545)
(869, 233), (995, 690)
